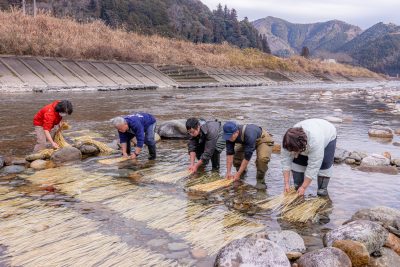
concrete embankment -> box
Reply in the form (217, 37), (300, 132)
(0, 55), (383, 92)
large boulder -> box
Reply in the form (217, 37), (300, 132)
(214, 237), (290, 267)
(50, 147), (82, 164)
(347, 206), (400, 237)
(266, 230), (306, 253)
(385, 233), (400, 255)
(332, 240), (370, 267)
(323, 220), (388, 254)
(361, 154), (390, 167)
(30, 160), (55, 171)
(368, 247), (400, 267)
(334, 148), (350, 163)
(157, 120), (188, 139)
(296, 247), (351, 267)
(1, 165), (25, 174)
(368, 126), (394, 139)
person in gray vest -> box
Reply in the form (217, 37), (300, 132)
(223, 121), (274, 189)
(186, 117), (225, 173)
(281, 118), (337, 196)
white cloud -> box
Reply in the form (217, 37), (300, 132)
(200, 0), (400, 29)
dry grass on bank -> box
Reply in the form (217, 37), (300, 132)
(0, 10), (379, 77)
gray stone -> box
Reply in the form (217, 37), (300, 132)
(168, 242), (189, 251)
(348, 151), (368, 162)
(11, 158), (28, 166)
(393, 142), (400, 147)
(368, 126), (394, 139)
(361, 154), (390, 167)
(358, 165), (399, 175)
(287, 251), (302, 260)
(0, 156), (4, 168)
(146, 238), (169, 247)
(368, 247), (400, 267)
(214, 237), (290, 267)
(371, 120), (390, 126)
(347, 206), (400, 237)
(165, 251), (190, 259)
(157, 120), (188, 139)
(266, 230), (306, 253)
(1, 165), (25, 174)
(323, 220), (388, 254)
(297, 247), (351, 267)
(334, 148), (350, 163)
(79, 145), (100, 156)
(50, 147), (82, 164)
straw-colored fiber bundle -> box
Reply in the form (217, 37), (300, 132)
(282, 198), (328, 223)
(0, 195), (175, 267)
(151, 170), (191, 183)
(25, 149), (55, 161)
(54, 122), (71, 148)
(75, 136), (115, 155)
(258, 188), (299, 212)
(98, 157), (129, 165)
(187, 178), (234, 194)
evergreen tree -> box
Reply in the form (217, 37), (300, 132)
(301, 46), (310, 58)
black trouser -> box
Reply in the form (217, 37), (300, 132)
(195, 145), (221, 170)
(292, 138), (336, 189)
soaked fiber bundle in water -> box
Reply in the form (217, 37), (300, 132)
(187, 178), (234, 194)
(98, 157), (129, 165)
(151, 170), (191, 183)
(54, 122), (71, 148)
(25, 149), (55, 161)
(258, 188), (299, 212)
(0, 197), (175, 267)
(75, 136), (114, 155)
(281, 198), (328, 223)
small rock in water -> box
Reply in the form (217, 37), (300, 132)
(175, 94), (185, 99)
(0, 156), (4, 168)
(146, 238), (169, 247)
(286, 251), (302, 261)
(334, 109), (343, 112)
(382, 151), (391, 160)
(236, 116), (245, 120)
(392, 159), (400, 167)
(51, 147), (82, 164)
(368, 126), (394, 139)
(11, 158), (28, 166)
(371, 120), (390, 126)
(297, 247), (351, 267)
(79, 145), (100, 155)
(332, 240), (369, 267)
(393, 142), (400, 147)
(1, 165), (25, 174)
(168, 242), (189, 251)
(361, 154), (390, 167)
(334, 148), (350, 163)
(242, 103), (252, 107)
(324, 116), (343, 123)
(30, 159), (55, 170)
(191, 248), (208, 259)
(345, 158), (356, 165)
(395, 128), (400, 135)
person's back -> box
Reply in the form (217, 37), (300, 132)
(124, 113), (156, 130)
(293, 119), (336, 151)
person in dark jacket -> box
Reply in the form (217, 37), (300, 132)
(112, 113), (157, 160)
(223, 121), (274, 189)
(186, 118), (225, 173)
(33, 100), (73, 152)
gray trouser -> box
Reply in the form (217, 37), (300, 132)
(33, 126), (56, 152)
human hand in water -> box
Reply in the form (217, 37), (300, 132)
(188, 164), (198, 174)
(284, 183), (291, 193)
(225, 173), (234, 180)
(51, 142), (60, 149)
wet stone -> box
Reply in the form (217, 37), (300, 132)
(345, 158), (356, 165)
(332, 240), (370, 267)
(393, 142), (400, 147)
(286, 251), (302, 261)
(361, 154), (390, 167)
(40, 194), (57, 201)
(297, 247), (351, 267)
(1, 165), (25, 174)
(79, 145), (100, 155)
(334, 148), (350, 163)
(191, 248), (208, 259)
(384, 233), (400, 255)
(146, 238), (169, 247)
(368, 247), (400, 267)
(0, 156), (4, 168)
(168, 242), (189, 251)
(266, 230), (306, 253)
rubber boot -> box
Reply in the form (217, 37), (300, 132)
(292, 171), (305, 190)
(317, 176), (330, 196)
(148, 145), (156, 160)
(211, 152), (220, 170)
(255, 170), (267, 190)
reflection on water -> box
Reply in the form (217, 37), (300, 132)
(0, 81), (400, 265)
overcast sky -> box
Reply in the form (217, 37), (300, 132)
(201, 0), (400, 29)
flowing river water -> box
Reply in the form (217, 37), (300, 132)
(0, 81), (400, 266)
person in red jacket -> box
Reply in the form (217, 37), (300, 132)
(33, 100), (73, 152)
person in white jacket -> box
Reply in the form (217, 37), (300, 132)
(281, 119), (337, 196)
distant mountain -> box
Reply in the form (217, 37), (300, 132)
(252, 16), (361, 57)
(337, 22), (400, 75)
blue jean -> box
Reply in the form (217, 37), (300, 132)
(126, 123), (156, 154)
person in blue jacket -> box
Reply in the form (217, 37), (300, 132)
(111, 113), (157, 160)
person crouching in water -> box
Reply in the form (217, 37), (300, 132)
(223, 121), (274, 189)
(282, 118), (337, 196)
(112, 113), (157, 160)
(186, 117), (225, 174)
(33, 100), (73, 152)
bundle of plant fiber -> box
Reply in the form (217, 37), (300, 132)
(54, 122), (71, 148)
(258, 188), (299, 212)
(98, 157), (129, 165)
(25, 149), (55, 161)
(187, 178), (234, 194)
(75, 136), (115, 155)
(281, 197), (328, 223)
